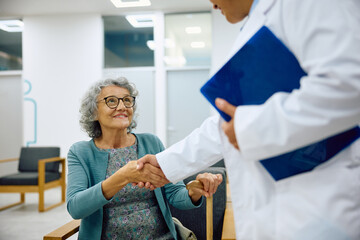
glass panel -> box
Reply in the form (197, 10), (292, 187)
(103, 16), (154, 68)
(167, 69), (211, 146)
(0, 28), (22, 71)
(165, 12), (211, 67)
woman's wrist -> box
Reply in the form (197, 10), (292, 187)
(118, 163), (132, 185)
(188, 190), (202, 204)
(102, 167), (129, 200)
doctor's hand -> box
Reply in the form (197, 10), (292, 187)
(134, 154), (169, 189)
(137, 154), (160, 169)
(215, 98), (240, 150)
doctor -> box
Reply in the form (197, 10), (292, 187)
(138, 0), (360, 239)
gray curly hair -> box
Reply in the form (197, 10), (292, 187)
(79, 77), (138, 138)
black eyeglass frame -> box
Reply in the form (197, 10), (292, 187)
(98, 96), (136, 109)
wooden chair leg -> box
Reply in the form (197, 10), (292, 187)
(0, 193), (25, 211)
(38, 157), (66, 212)
(39, 187), (45, 212)
(39, 187), (66, 212)
(21, 192), (25, 202)
(61, 182), (66, 202)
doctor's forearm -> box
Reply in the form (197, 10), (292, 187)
(157, 116), (223, 183)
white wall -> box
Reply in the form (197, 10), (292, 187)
(22, 14), (103, 157)
(211, 10), (245, 75)
(0, 10), (244, 160)
(209, 10), (245, 116)
(0, 73), (23, 176)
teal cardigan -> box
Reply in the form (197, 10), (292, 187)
(66, 133), (201, 240)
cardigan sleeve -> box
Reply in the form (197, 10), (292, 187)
(66, 144), (110, 219)
(163, 182), (203, 210)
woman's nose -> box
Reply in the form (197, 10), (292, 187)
(116, 100), (126, 110)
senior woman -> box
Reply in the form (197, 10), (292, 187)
(66, 77), (223, 240)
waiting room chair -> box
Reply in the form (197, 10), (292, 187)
(0, 147), (66, 212)
(43, 164), (227, 240)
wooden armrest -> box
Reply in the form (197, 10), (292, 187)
(0, 158), (19, 163)
(38, 157), (66, 164)
(38, 157), (66, 185)
(38, 157), (65, 173)
(221, 204), (236, 240)
(43, 219), (81, 240)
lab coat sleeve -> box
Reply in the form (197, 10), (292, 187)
(234, 0), (360, 161)
(157, 116), (224, 183)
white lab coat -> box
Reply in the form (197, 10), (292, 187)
(157, 0), (360, 239)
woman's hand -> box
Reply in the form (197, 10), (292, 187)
(101, 160), (169, 200)
(126, 161), (169, 188)
(188, 173), (223, 203)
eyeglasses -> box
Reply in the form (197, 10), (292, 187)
(98, 96), (136, 109)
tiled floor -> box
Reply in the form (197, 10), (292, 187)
(0, 188), (77, 240)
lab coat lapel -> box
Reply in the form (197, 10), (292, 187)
(218, 0), (277, 238)
(228, 0), (275, 58)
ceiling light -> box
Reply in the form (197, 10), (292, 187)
(185, 26), (202, 34)
(0, 20), (24, 32)
(191, 42), (205, 48)
(164, 56), (187, 66)
(146, 38), (175, 51)
(126, 14), (154, 28)
(111, 0), (151, 8)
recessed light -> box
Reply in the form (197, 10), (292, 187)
(164, 56), (187, 66)
(110, 0), (151, 8)
(185, 26), (202, 34)
(0, 20), (24, 32)
(146, 38), (175, 51)
(126, 14), (154, 28)
(191, 42), (205, 48)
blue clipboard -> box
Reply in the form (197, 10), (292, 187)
(200, 26), (306, 122)
(200, 26), (360, 180)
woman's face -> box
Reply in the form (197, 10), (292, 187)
(96, 85), (134, 132)
(209, 0), (253, 23)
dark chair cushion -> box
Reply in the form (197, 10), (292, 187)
(18, 147), (60, 173)
(0, 172), (61, 185)
(169, 167), (227, 240)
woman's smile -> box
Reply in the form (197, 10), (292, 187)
(113, 113), (128, 119)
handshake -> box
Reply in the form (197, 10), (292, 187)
(134, 154), (223, 198)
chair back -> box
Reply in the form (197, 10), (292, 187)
(170, 167), (227, 240)
(211, 159), (225, 168)
(18, 147), (60, 173)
